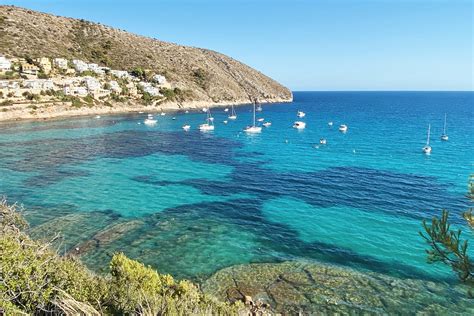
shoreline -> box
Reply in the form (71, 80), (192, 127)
(0, 97), (292, 124)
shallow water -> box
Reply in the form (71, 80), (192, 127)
(0, 92), (473, 286)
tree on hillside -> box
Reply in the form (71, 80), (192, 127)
(420, 176), (474, 292)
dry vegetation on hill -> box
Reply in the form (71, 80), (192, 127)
(0, 5), (292, 105)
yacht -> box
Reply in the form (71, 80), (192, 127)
(244, 101), (262, 133)
(199, 109), (215, 131)
(182, 124), (191, 131)
(228, 104), (237, 120)
(223, 120), (228, 124)
(339, 124), (348, 132)
(441, 113), (449, 141)
(320, 138), (327, 145)
(423, 124), (432, 154)
(160, 112), (166, 116)
(144, 118), (157, 126)
(257, 118), (264, 122)
(328, 121), (333, 126)
(224, 108), (229, 112)
(95, 115), (101, 119)
(293, 121), (306, 129)
(297, 111), (306, 118)
(185, 110), (189, 114)
(263, 122), (272, 127)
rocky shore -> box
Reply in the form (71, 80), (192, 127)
(202, 261), (474, 315)
(0, 97), (290, 123)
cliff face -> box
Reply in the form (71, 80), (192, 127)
(0, 6), (292, 104)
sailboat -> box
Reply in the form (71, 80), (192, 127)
(422, 124), (432, 154)
(199, 109), (214, 131)
(441, 113), (449, 141)
(244, 101), (262, 133)
(256, 100), (262, 112)
(228, 104), (237, 120)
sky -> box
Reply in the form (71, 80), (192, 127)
(2, 0), (473, 91)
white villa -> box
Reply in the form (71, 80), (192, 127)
(53, 58), (68, 70)
(110, 70), (131, 79)
(63, 86), (88, 97)
(0, 56), (11, 72)
(83, 76), (101, 93)
(153, 74), (167, 85)
(138, 81), (161, 96)
(109, 80), (121, 93)
(23, 79), (54, 90)
(72, 59), (89, 73)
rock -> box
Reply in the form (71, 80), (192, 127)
(202, 261), (474, 315)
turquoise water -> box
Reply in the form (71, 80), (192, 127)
(0, 91), (473, 284)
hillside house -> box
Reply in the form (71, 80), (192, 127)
(110, 70), (131, 79)
(21, 63), (40, 76)
(72, 59), (89, 73)
(53, 58), (68, 70)
(24, 79), (54, 91)
(83, 76), (101, 93)
(63, 86), (88, 97)
(152, 74), (167, 85)
(0, 56), (11, 72)
(35, 57), (52, 74)
(108, 80), (122, 93)
(138, 82), (161, 96)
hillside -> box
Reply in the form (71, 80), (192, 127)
(0, 5), (292, 106)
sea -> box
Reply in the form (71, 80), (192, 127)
(0, 91), (473, 286)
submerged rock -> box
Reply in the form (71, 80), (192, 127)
(202, 261), (473, 314)
(69, 220), (144, 256)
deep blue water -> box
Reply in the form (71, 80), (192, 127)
(0, 91), (473, 283)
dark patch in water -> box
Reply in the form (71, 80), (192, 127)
(4, 130), (241, 174)
(24, 168), (90, 187)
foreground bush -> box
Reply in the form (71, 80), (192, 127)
(0, 198), (241, 315)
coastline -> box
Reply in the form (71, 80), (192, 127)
(0, 96), (292, 123)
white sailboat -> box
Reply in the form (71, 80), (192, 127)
(339, 124), (348, 132)
(199, 109), (215, 131)
(293, 121), (306, 129)
(182, 124), (191, 131)
(423, 124), (432, 154)
(297, 111), (306, 118)
(228, 104), (237, 120)
(441, 113), (449, 141)
(144, 118), (157, 126)
(244, 101), (262, 133)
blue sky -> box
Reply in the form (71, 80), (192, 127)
(3, 0), (473, 91)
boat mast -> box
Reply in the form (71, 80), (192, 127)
(427, 124), (431, 146)
(443, 113), (447, 134)
(253, 101), (256, 127)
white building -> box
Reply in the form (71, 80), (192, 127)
(87, 63), (104, 75)
(72, 59), (89, 73)
(83, 76), (101, 92)
(53, 58), (68, 70)
(108, 80), (121, 93)
(139, 82), (161, 97)
(23, 79), (54, 90)
(63, 86), (88, 97)
(0, 56), (12, 71)
(152, 74), (167, 85)
(110, 70), (131, 79)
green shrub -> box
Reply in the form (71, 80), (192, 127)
(83, 94), (94, 104)
(0, 199), (243, 315)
